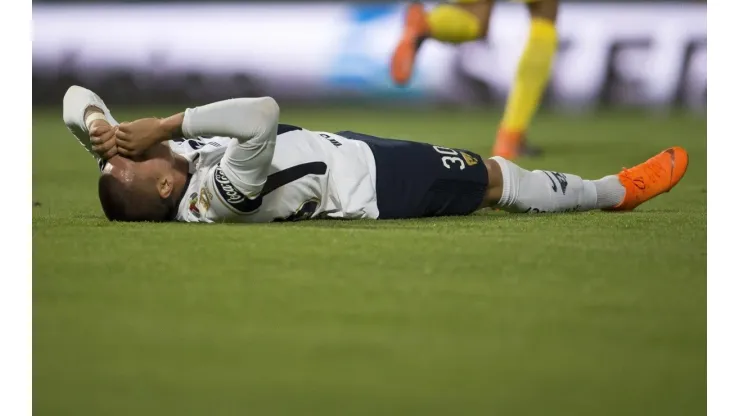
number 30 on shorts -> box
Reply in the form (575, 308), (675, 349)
(433, 146), (466, 170)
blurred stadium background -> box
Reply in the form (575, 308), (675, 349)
(32, 1), (707, 415)
(33, 0), (706, 110)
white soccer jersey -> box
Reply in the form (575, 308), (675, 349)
(174, 127), (379, 223)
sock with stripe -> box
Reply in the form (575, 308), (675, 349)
(493, 157), (626, 213)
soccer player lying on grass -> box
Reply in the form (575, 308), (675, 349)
(63, 86), (688, 223)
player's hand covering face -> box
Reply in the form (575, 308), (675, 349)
(89, 121), (118, 160)
(115, 118), (171, 158)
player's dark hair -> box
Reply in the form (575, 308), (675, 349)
(98, 174), (172, 222)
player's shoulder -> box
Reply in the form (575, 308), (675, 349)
(203, 162), (264, 219)
(177, 162), (254, 222)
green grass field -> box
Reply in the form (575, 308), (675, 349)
(33, 106), (706, 416)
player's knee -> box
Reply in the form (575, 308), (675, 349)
(455, 1), (495, 37)
(527, 0), (559, 23)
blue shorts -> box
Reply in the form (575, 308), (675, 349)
(336, 131), (489, 219)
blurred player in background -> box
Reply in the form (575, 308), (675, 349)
(391, 0), (559, 160)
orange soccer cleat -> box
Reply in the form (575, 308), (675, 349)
(607, 146), (689, 211)
(390, 3), (429, 86)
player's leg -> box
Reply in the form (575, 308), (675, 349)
(492, 0), (559, 159)
(480, 147), (689, 213)
(390, 0), (494, 86)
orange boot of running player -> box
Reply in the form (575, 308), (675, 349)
(492, 129), (524, 159)
(606, 146), (689, 211)
(492, 130), (544, 160)
(390, 3), (429, 86)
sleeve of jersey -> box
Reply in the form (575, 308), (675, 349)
(62, 86), (120, 171)
(181, 97), (279, 199)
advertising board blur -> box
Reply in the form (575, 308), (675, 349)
(32, 2), (706, 110)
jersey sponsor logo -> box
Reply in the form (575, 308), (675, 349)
(188, 192), (201, 218)
(199, 187), (213, 212)
(460, 151), (479, 166)
(213, 165), (262, 213)
(213, 162), (329, 215)
(188, 188), (213, 218)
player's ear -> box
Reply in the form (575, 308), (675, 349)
(157, 176), (173, 199)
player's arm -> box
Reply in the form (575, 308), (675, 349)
(186, 97), (279, 198)
(62, 86), (121, 168)
(116, 97), (279, 197)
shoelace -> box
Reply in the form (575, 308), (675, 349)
(620, 157), (667, 191)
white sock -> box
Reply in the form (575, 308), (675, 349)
(493, 157), (625, 213)
(593, 175), (626, 208)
